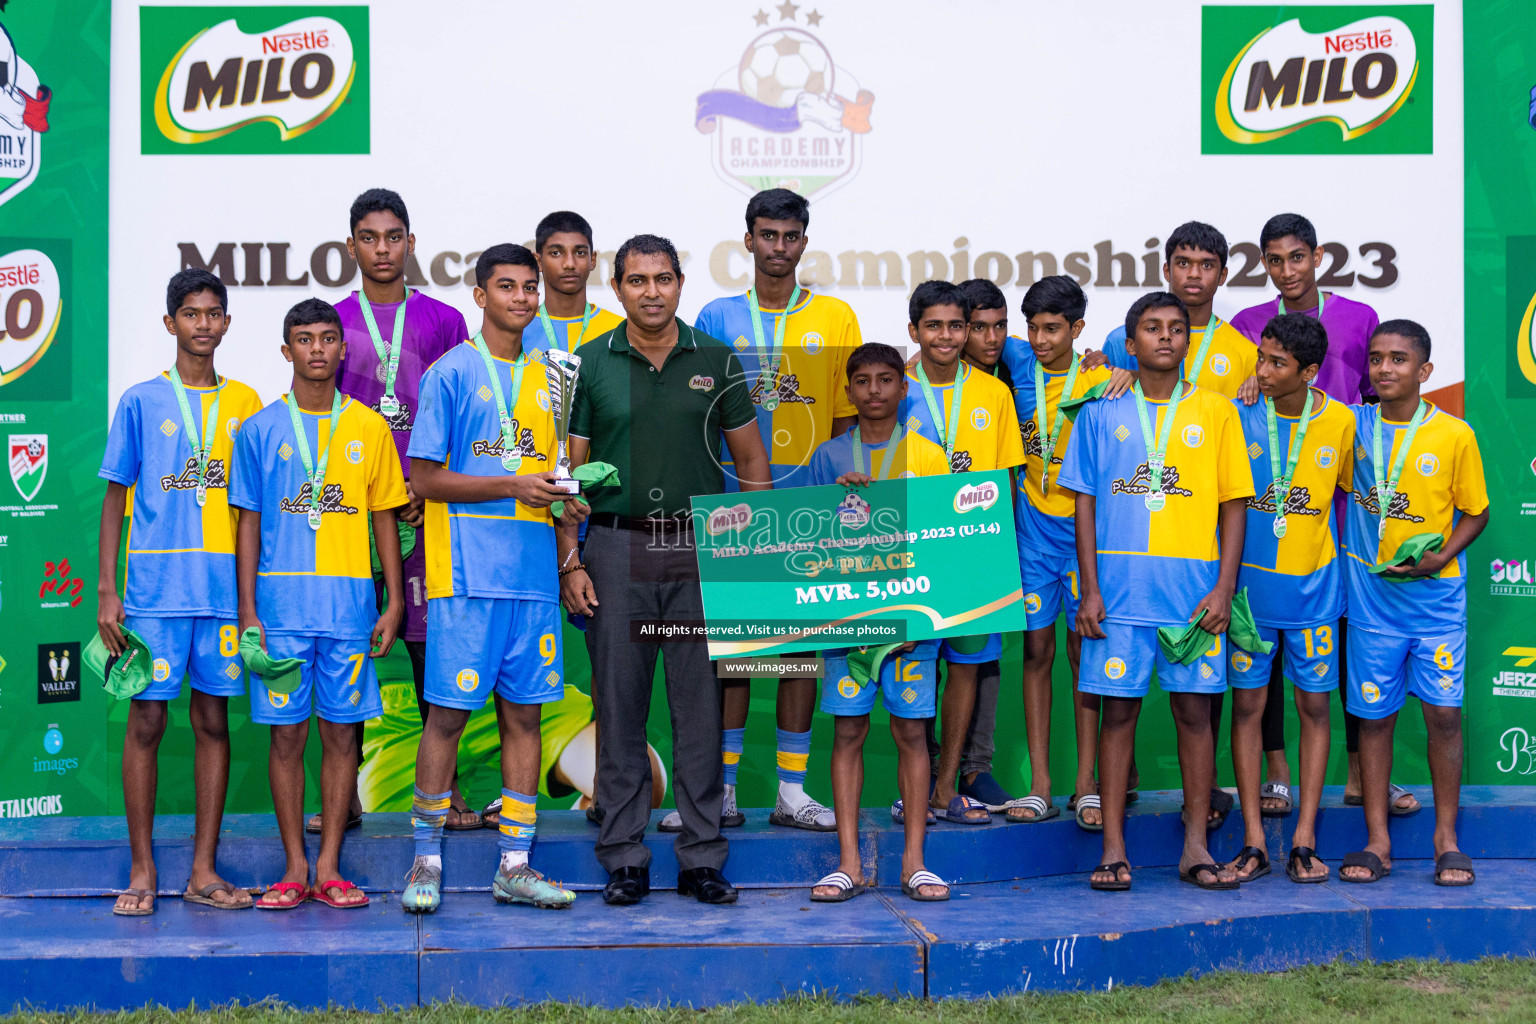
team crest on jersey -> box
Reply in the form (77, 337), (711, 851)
(1416, 453), (1439, 477)
(837, 675), (858, 698)
(346, 440), (364, 465)
(455, 669), (479, 692)
(269, 691), (289, 708)
(160, 457), (228, 494)
(476, 385), (493, 402)
(835, 491), (871, 529)
(907, 415), (922, 431)
(751, 373), (811, 406)
(801, 332), (824, 354)
(1247, 483), (1320, 519)
(1361, 681), (1380, 703)
(160, 419), (178, 438)
(1111, 463), (1193, 499)
(732, 336), (749, 351)
(1210, 354), (1231, 376)
(970, 408), (990, 431)
(278, 443), (293, 461)
(471, 419), (545, 465)
(279, 482), (357, 520)
(1355, 485), (1425, 526)
(1114, 425), (1131, 443)
(536, 389), (550, 411)
(1024, 592), (1042, 614)
(1231, 650), (1253, 673)
(1104, 657), (1127, 680)
(226, 417), (240, 439)
(1247, 441), (1263, 460)
(152, 658), (171, 682)
(1316, 445), (1338, 469)
(690, 374), (717, 391)
(1182, 424), (1204, 447)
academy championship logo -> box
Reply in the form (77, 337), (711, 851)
(1201, 6), (1432, 155)
(696, 6), (875, 200)
(141, 6), (369, 154)
(0, 247), (60, 387)
(0, 19), (53, 209)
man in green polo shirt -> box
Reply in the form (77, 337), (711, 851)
(561, 233), (771, 907)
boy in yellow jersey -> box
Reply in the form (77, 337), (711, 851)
(232, 299), (407, 909)
(97, 269), (263, 916)
(526, 211), (624, 357)
(687, 189), (860, 832)
(995, 276), (1113, 827)
(806, 343), (952, 902)
(1227, 314), (1354, 884)
(1060, 292), (1253, 891)
(899, 280), (1025, 823)
(400, 245), (585, 913)
(1339, 321), (1487, 887)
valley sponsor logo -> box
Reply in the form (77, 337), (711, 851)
(0, 18), (54, 209)
(37, 641), (79, 703)
(695, 4), (874, 200)
(141, 6), (369, 154)
(1202, 5), (1432, 155)
(1493, 646), (1536, 699)
(1489, 557), (1536, 598)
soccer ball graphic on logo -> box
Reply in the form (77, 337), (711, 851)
(739, 29), (833, 108)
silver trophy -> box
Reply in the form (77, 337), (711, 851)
(543, 347), (583, 494)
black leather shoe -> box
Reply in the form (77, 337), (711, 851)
(603, 866), (649, 905)
(677, 866), (738, 904)
(586, 804), (605, 826)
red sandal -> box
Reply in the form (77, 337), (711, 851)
(310, 879), (370, 909)
(256, 881), (309, 910)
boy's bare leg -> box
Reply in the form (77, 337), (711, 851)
(1020, 627), (1056, 810)
(1227, 685), (1269, 880)
(1089, 696), (1138, 887)
(313, 718), (366, 906)
(893, 716), (944, 897)
(1423, 703), (1470, 883)
(1290, 688), (1331, 879)
(1170, 692), (1238, 882)
(116, 699), (168, 913)
(932, 662), (985, 818)
(812, 715), (869, 898)
(1342, 713), (1396, 880)
(264, 721), (312, 905)
(187, 691), (245, 905)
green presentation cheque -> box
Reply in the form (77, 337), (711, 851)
(691, 470), (1026, 659)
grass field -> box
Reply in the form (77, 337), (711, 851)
(7, 959), (1534, 1024)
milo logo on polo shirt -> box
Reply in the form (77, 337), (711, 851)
(1247, 483), (1321, 518)
(160, 456), (228, 493)
(1111, 463), (1193, 498)
(471, 419), (545, 464)
(1354, 484), (1425, 526)
(279, 481), (356, 520)
(688, 375), (716, 391)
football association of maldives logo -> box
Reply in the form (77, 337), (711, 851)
(0, 20), (54, 209)
(695, 5), (875, 200)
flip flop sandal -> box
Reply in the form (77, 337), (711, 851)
(1228, 845), (1272, 883)
(1003, 794), (1060, 824)
(902, 868), (950, 902)
(1201, 788), (1235, 831)
(182, 880), (253, 909)
(1287, 845), (1329, 884)
(959, 771), (1014, 812)
(1066, 792), (1081, 813)
(1260, 781), (1293, 818)
(481, 797), (502, 829)
(310, 879), (370, 909)
(890, 799), (936, 825)
(1125, 789), (1140, 807)
(1074, 793), (1104, 832)
(112, 888), (156, 917)
(443, 803), (482, 831)
(1434, 851), (1475, 887)
(256, 881), (310, 910)
(1388, 783), (1422, 817)
(809, 870), (867, 903)
(304, 811), (363, 835)
(1339, 850), (1391, 883)
(1180, 862), (1239, 890)
(937, 794), (992, 824)
(1090, 861), (1131, 892)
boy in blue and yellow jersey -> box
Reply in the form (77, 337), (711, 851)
(687, 189), (859, 833)
(1338, 321), (1487, 887)
(399, 245), (586, 913)
(231, 298), (407, 910)
(995, 276), (1113, 828)
(1100, 222), (1258, 403)
(1059, 291), (1254, 892)
(805, 343), (952, 903)
(900, 280), (1025, 824)
(526, 210), (625, 356)
(96, 270), (263, 917)
(1227, 314), (1354, 884)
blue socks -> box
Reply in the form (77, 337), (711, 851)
(722, 728), (745, 787)
(411, 786), (451, 857)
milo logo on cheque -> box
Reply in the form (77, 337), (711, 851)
(141, 6), (369, 154)
(1201, 6), (1431, 155)
(706, 503), (752, 536)
(953, 481), (998, 514)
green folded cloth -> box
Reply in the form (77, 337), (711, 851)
(1369, 533), (1444, 583)
(369, 516), (417, 577)
(1057, 381), (1113, 422)
(83, 628), (155, 699)
(847, 642), (905, 689)
(552, 461), (620, 519)
(238, 627), (303, 694)
(1157, 589), (1273, 665)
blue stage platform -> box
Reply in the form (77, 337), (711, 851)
(2, 786), (1533, 1010)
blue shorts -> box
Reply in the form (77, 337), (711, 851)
(1346, 624), (1465, 718)
(821, 642), (939, 719)
(425, 596), (565, 710)
(1020, 543), (1081, 632)
(1080, 622), (1227, 698)
(939, 632), (1001, 664)
(1228, 622), (1340, 693)
(124, 615), (245, 702)
(250, 634), (383, 725)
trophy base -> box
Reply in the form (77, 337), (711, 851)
(552, 477), (581, 495)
